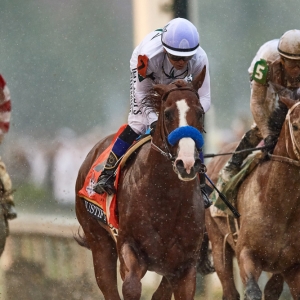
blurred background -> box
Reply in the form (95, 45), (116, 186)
(0, 0), (298, 298)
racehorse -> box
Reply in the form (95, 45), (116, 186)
(75, 67), (208, 299)
(205, 95), (300, 300)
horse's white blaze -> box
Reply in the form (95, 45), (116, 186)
(176, 99), (189, 126)
(177, 138), (196, 175)
(175, 99), (196, 176)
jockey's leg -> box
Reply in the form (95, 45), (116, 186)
(199, 151), (212, 209)
(221, 125), (262, 182)
(0, 160), (17, 220)
(93, 125), (139, 195)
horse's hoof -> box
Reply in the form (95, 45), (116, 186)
(244, 283), (262, 300)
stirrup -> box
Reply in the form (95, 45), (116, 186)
(93, 173), (116, 195)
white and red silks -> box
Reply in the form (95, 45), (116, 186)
(0, 74), (11, 142)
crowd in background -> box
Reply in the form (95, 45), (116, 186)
(0, 112), (251, 208)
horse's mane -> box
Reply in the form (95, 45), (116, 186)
(142, 80), (192, 115)
(268, 101), (288, 135)
(142, 88), (161, 115)
(267, 86), (300, 135)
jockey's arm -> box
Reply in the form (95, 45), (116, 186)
(250, 81), (270, 139)
(194, 56), (211, 113)
(0, 75), (11, 144)
(197, 73), (210, 113)
(128, 76), (157, 135)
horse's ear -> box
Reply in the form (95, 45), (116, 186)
(280, 96), (298, 109)
(191, 65), (206, 91)
(153, 84), (167, 97)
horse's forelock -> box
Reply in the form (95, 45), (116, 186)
(142, 83), (198, 116)
(172, 79), (188, 88)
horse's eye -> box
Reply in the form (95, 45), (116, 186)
(164, 109), (173, 121)
(196, 110), (204, 123)
(197, 111), (203, 121)
(292, 124), (299, 131)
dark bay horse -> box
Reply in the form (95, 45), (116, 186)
(75, 67), (208, 299)
(206, 95), (300, 300)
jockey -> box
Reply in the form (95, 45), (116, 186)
(0, 74), (17, 220)
(93, 18), (212, 208)
(220, 29), (300, 184)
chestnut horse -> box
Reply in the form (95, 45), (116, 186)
(206, 95), (300, 300)
(75, 67), (208, 299)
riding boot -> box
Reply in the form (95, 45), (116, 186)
(93, 125), (139, 195)
(0, 161), (17, 220)
(221, 126), (262, 183)
(2, 196), (17, 220)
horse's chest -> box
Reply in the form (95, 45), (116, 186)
(138, 229), (202, 272)
(250, 223), (300, 270)
(125, 222), (203, 267)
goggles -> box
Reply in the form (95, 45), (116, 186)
(283, 58), (300, 69)
(167, 52), (193, 62)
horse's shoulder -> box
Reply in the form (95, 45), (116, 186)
(121, 139), (151, 172)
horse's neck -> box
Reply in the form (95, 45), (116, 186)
(273, 121), (298, 160)
(266, 123), (300, 195)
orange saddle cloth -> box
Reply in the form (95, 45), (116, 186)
(78, 125), (128, 232)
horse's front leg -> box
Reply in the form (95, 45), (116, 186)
(152, 276), (173, 300)
(206, 212), (240, 300)
(168, 265), (197, 300)
(119, 242), (148, 300)
(238, 247), (262, 300)
(282, 265), (300, 300)
(264, 273), (284, 300)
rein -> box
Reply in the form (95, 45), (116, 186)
(151, 86), (200, 161)
(204, 146), (267, 158)
(268, 152), (300, 167)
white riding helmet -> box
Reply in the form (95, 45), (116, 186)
(278, 29), (300, 60)
(161, 18), (200, 56)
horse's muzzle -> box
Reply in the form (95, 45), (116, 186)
(173, 157), (202, 181)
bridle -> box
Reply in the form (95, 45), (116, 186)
(150, 86), (202, 161)
(269, 101), (300, 166)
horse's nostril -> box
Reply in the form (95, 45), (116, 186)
(176, 159), (184, 169)
(194, 158), (202, 171)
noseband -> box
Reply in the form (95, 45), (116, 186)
(151, 87), (204, 160)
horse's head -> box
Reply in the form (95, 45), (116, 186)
(150, 66), (206, 181)
(279, 95), (300, 160)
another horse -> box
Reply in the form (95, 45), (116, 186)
(206, 95), (300, 300)
(75, 67), (208, 299)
